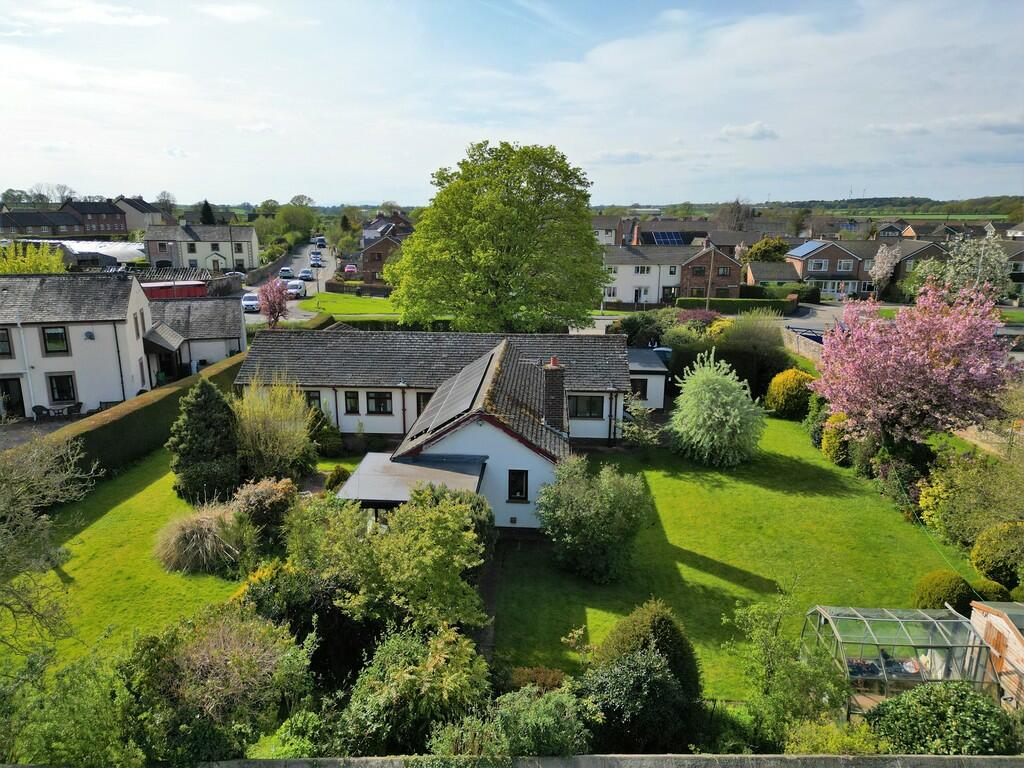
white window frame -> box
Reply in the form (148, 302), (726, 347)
(604, 286), (617, 298)
(634, 265), (651, 275)
(837, 259), (854, 272)
(809, 259), (827, 272)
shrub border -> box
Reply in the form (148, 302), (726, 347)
(674, 297), (797, 315)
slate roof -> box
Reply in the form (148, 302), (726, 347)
(997, 240), (1024, 259)
(746, 261), (801, 282)
(143, 320), (185, 352)
(149, 297), (243, 340)
(1008, 222), (1024, 233)
(705, 230), (764, 247)
(143, 224), (255, 242)
(63, 200), (121, 215)
(236, 330), (630, 393)
(393, 339), (571, 461)
(788, 239), (944, 261)
(591, 215), (621, 230)
(627, 347), (668, 373)
(603, 244), (703, 266)
(117, 196), (162, 214)
(638, 218), (710, 232)
(0, 273), (135, 324)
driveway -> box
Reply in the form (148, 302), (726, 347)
(244, 243), (338, 324)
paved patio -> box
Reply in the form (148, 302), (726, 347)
(0, 418), (70, 450)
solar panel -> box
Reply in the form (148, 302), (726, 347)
(652, 231), (684, 245)
(405, 350), (494, 441)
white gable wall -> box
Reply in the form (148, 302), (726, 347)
(420, 418), (556, 528)
(630, 372), (667, 410)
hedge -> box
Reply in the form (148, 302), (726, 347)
(304, 312), (336, 330)
(48, 353), (245, 475)
(675, 297), (797, 315)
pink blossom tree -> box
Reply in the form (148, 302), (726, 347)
(812, 283), (1019, 446)
(258, 279), (290, 328)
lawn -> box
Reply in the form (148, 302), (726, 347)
(298, 292), (397, 315)
(1, 450), (239, 668)
(491, 418), (975, 701)
(879, 306), (1024, 324)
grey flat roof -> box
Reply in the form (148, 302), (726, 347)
(337, 452), (485, 504)
(627, 347), (668, 373)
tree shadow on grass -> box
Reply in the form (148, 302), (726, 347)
(731, 450), (862, 497)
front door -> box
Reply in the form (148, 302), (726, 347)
(0, 377), (26, 418)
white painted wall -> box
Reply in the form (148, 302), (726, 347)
(594, 227), (618, 245)
(181, 338), (243, 366)
(603, 263), (681, 304)
(567, 391), (623, 440)
(299, 386), (435, 435)
(420, 418), (556, 528)
(631, 373), (667, 410)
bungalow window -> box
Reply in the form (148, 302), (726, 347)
(305, 390), (321, 410)
(41, 326), (69, 355)
(630, 378), (648, 399)
(0, 329), (12, 358)
(634, 266), (651, 275)
(366, 391), (392, 415)
(837, 259), (854, 272)
(416, 391), (432, 415)
(187, 243), (197, 253)
(344, 391), (359, 414)
(809, 259), (827, 272)
(717, 266), (731, 277)
(568, 394), (603, 419)
(234, 242), (243, 253)
(692, 266), (706, 277)
(507, 469), (528, 502)
(668, 265), (677, 276)
(47, 373), (76, 404)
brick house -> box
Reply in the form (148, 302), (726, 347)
(357, 235), (401, 285)
(785, 239), (947, 297)
(677, 246), (742, 298)
(59, 200), (127, 236)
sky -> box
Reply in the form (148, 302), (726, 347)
(0, 0), (1022, 206)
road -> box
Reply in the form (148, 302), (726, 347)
(244, 243), (337, 324)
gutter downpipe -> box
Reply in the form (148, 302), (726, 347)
(112, 321), (127, 402)
(14, 313), (37, 414)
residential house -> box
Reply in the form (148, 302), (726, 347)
(738, 218), (791, 238)
(704, 230), (805, 257)
(627, 347), (668, 410)
(146, 298), (245, 383)
(632, 218), (710, 246)
(0, 210), (86, 238)
(357, 235), (401, 285)
(1007, 222), (1024, 240)
(360, 210), (414, 247)
(677, 246), (742, 299)
(0, 274), (245, 419)
(785, 239), (946, 297)
(114, 196), (171, 231)
(744, 261), (801, 287)
(592, 214), (624, 245)
(970, 601), (1024, 709)
(59, 200), (127, 236)
(1001, 240), (1024, 285)
(603, 245), (694, 305)
(277, 332), (632, 527)
(143, 223), (260, 271)
(874, 221), (905, 238)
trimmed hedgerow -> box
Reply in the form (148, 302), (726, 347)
(764, 368), (815, 420)
(970, 521), (1024, 590)
(911, 570), (973, 615)
(674, 297), (797, 315)
(820, 413), (850, 466)
(971, 578), (1011, 602)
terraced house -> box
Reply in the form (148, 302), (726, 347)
(143, 223), (260, 271)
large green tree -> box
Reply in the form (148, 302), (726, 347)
(384, 141), (607, 331)
(165, 378), (240, 501)
(745, 236), (791, 263)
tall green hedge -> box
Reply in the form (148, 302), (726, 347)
(49, 353), (245, 475)
(675, 297), (797, 315)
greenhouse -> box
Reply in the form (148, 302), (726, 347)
(802, 606), (1002, 715)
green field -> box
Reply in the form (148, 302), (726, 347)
(878, 307), (1024, 324)
(298, 293), (397, 315)
(1, 450), (239, 668)
(492, 418), (974, 701)
(823, 211), (1008, 221)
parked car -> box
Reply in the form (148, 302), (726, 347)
(309, 236), (318, 244)
(316, 237), (327, 248)
(310, 253), (323, 265)
(225, 271), (246, 278)
(344, 264), (358, 274)
(298, 268), (314, 281)
(241, 293), (260, 312)
(286, 280), (306, 298)
(278, 266), (294, 279)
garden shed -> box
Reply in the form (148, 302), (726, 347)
(801, 606), (1001, 715)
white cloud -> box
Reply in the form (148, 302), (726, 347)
(194, 3), (270, 23)
(13, 1), (167, 27)
(718, 121), (780, 141)
(236, 121), (277, 134)
(865, 122), (931, 136)
(165, 147), (191, 158)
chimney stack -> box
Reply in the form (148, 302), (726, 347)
(542, 356), (566, 432)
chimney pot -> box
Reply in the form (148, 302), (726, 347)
(542, 357), (566, 432)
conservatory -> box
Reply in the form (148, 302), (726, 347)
(802, 606), (1002, 715)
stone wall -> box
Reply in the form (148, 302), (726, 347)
(782, 328), (823, 363)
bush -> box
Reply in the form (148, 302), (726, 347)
(428, 714), (509, 758)
(337, 628), (490, 756)
(764, 368), (815, 419)
(536, 456), (652, 584)
(510, 666), (566, 692)
(49, 355), (243, 475)
(595, 598), (703, 705)
(717, 307), (784, 349)
(784, 718), (888, 755)
(972, 578), (1012, 602)
(911, 570), (973, 614)
(232, 477), (297, 531)
(675, 296), (797, 314)
(849, 433), (881, 478)
(870, 445), (928, 518)
(866, 681), (1017, 755)
(608, 311), (664, 346)
(668, 351), (765, 467)
(165, 378), (240, 502)
(118, 604), (311, 766)
(310, 409), (346, 457)
(407, 483), (497, 566)
(820, 413), (850, 465)
(234, 377), (317, 480)
(739, 283), (766, 298)
(580, 649), (687, 753)
(803, 393), (829, 448)
(661, 323), (704, 348)
(16, 655), (144, 768)
(675, 309), (721, 328)
(154, 503), (259, 577)
(669, 340), (789, 400)
(1011, 584), (1024, 601)
(765, 282), (820, 303)
(324, 464), (351, 492)
(971, 522), (1024, 589)
(491, 685), (599, 756)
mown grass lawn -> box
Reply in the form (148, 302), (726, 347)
(298, 292), (397, 315)
(492, 418), (975, 701)
(1, 450), (239, 668)
(878, 306), (1024, 324)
